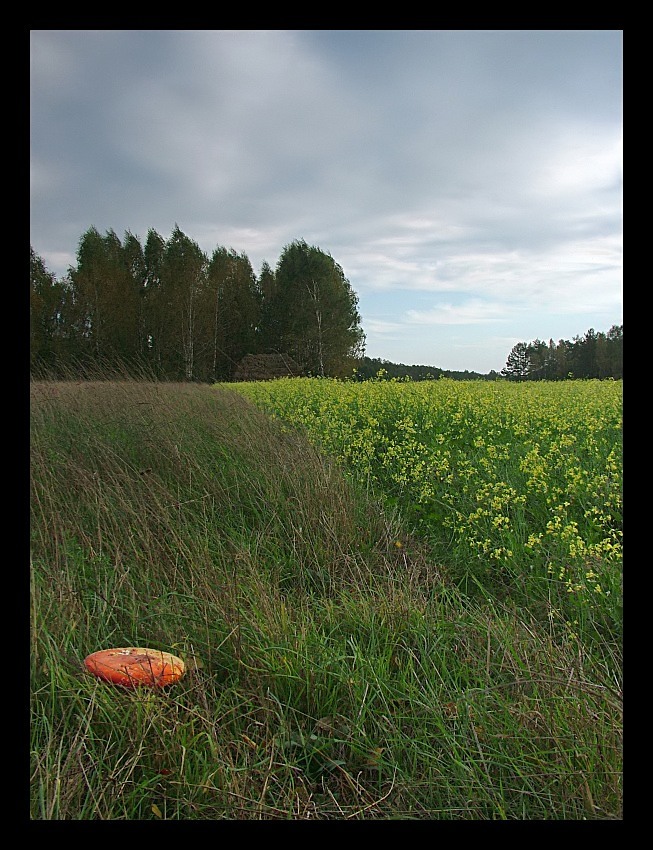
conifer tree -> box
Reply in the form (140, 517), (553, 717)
(501, 342), (531, 381)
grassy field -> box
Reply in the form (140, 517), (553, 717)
(30, 376), (622, 819)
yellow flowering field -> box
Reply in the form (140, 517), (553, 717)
(225, 377), (622, 637)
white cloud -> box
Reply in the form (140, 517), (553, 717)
(405, 300), (509, 325)
(532, 124), (623, 199)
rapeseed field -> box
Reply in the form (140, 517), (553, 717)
(228, 377), (622, 644)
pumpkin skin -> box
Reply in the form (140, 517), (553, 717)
(84, 647), (185, 688)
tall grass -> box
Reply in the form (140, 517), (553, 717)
(30, 377), (622, 819)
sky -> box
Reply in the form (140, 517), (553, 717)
(30, 29), (622, 374)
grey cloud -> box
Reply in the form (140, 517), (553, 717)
(30, 29), (622, 373)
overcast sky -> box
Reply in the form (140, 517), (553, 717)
(30, 29), (622, 374)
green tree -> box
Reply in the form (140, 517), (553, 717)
(594, 331), (612, 379)
(100, 229), (142, 364)
(257, 260), (279, 355)
(30, 247), (68, 372)
(142, 228), (167, 374)
(67, 227), (142, 368)
(525, 339), (546, 380)
(66, 227), (105, 363)
(258, 260), (276, 303)
(158, 226), (207, 380)
(552, 339), (571, 379)
(261, 240), (365, 377)
(569, 328), (599, 378)
(501, 342), (531, 381)
(203, 248), (261, 381)
(122, 231), (148, 361)
(607, 324), (623, 379)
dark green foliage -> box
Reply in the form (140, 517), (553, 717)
(30, 247), (70, 372)
(501, 342), (531, 381)
(155, 226), (207, 380)
(66, 227), (143, 368)
(258, 240), (365, 378)
(203, 248), (261, 381)
(29, 232), (622, 382)
(353, 358), (505, 382)
(501, 327), (623, 381)
(30, 234), (363, 381)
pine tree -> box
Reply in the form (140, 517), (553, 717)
(501, 342), (531, 381)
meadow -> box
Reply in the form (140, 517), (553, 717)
(30, 375), (622, 819)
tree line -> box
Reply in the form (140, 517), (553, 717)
(501, 328), (623, 381)
(352, 357), (492, 382)
(30, 225), (622, 382)
(353, 327), (624, 383)
(30, 226), (365, 381)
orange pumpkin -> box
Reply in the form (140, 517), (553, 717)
(84, 647), (185, 688)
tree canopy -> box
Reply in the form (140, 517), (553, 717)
(501, 328), (622, 381)
(30, 230), (365, 381)
(30, 228), (621, 382)
(258, 240), (365, 378)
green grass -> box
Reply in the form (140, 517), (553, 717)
(30, 377), (622, 819)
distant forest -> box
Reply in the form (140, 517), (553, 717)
(498, 329), (622, 381)
(30, 226), (622, 382)
(357, 324), (623, 383)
